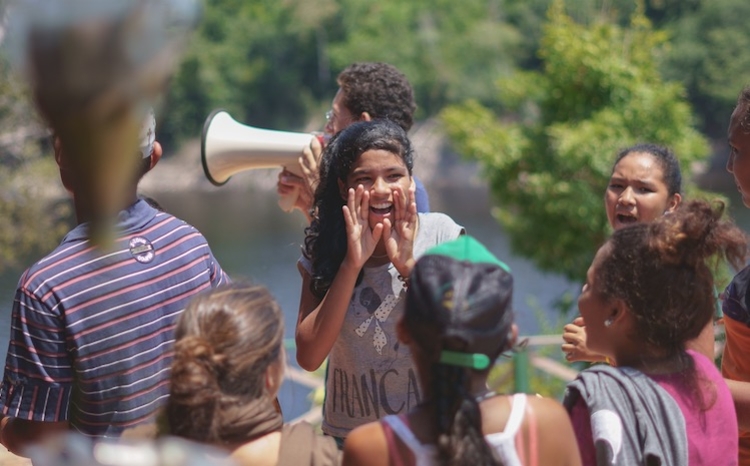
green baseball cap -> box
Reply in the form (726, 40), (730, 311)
(407, 235), (515, 369)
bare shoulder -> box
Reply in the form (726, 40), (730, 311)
(342, 422), (389, 466)
(526, 395), (570, 422)
(526, 396), (582, 466)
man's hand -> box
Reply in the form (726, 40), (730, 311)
(276, 136), (324, 224)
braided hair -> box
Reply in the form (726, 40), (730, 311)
(404, 237), (515, 466)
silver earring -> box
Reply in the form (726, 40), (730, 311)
(604, 318), (613, 327)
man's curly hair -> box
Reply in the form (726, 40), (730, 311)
(337, 62), (416, 132)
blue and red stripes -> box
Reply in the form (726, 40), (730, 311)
(0, 199), (228, 438)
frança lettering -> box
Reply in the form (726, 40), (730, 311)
(330, 368), (421, 418)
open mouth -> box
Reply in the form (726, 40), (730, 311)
(616, 214), (637, 225)
(370, 203), (393, 215)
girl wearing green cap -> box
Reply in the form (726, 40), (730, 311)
(342, 235), (581, 466)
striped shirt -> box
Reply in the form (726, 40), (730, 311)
(0, 199), (229, 438)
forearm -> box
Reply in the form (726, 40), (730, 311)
(1, 416), (69, 456)
(726, 379), (750, 431)
(296, 263), (360, 370)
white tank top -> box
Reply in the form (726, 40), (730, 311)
(381, 393), (530, 466)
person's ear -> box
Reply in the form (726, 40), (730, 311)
(264, 350), (286, 398)
(54, 136), (75, 192)
(509, 324), (519, 348)
(665, 192), (682, 214)
(53, 136), (63, 167)
(606, 298), (629, 328)
(360, 112), (372, 122)
(147, 141), (163, 171)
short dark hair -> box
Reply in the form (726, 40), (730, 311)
(337, 62), (417, 132)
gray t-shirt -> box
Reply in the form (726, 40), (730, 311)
(300, 213), (463, 438)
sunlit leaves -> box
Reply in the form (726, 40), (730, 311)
(442, 1), (710, 281)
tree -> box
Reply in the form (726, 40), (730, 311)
(159, 0), (528, 150)
(0, 57), (72, 273)
(159, 0), (337, 151)
(441, 0), (710, 281)
(660, 0), (750, 139)
(326, 0), (523, 117)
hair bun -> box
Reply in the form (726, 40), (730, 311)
(170, 336), (224, 406)
(651, 200), (744, 269)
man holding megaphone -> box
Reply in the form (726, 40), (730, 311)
(277, 62), (431, 223)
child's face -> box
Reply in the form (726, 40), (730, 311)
(727, 105), (750, 207)
(604, 152), (678, 230)
(344, 149), (412, 230)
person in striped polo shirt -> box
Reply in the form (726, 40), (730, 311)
(0, 109), (230, 456)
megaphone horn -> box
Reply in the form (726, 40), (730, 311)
(201, 109), (314, 186)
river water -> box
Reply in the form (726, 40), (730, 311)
(0, 169), (746, 420)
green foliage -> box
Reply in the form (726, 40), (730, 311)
(487, 299), (574, 400)
(441, 1), (711, 281)
(660, 0), (750, 138)
(0, 59), (73, 273)
(326, 0), (523, 117)
(160, 0), (526, 150)
(159, 0), (335, 150)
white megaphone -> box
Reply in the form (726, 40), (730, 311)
(201, 109), (318, 212)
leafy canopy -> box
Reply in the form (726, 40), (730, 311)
(441, 1), (710, 281)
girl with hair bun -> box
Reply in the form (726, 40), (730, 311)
(342, 235), (582, 466)
(163, 283), (340, 466)
(560, 143), (722, 364)
(565, 200), (745, 465)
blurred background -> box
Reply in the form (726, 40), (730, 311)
(0, 0), (748, 418)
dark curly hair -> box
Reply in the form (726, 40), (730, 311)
(164, 283), (284, 444)
(595, 200), (747, 406)
(337, 62), (417, 132)
(403, 252), (515, 466)
(613, 143), (682, 197)
(304, 119), (413, 298)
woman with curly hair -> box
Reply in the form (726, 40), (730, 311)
(295, 119), (463, 445)
(565, 200), (744, 465)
